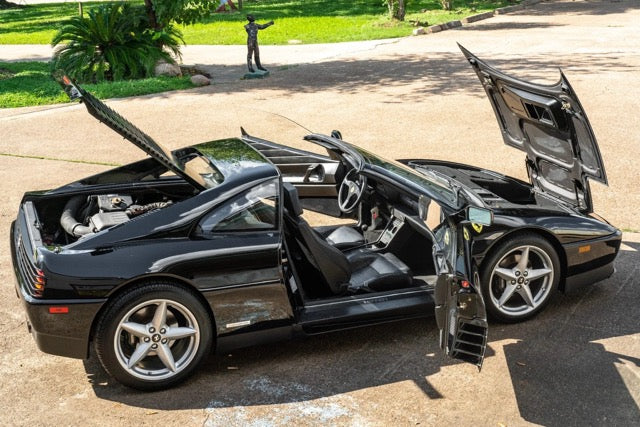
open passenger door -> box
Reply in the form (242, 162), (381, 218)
(431, 207), (489, 368)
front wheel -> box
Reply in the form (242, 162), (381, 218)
(95, 282), (213, 391)
(480, 234), (560, 323)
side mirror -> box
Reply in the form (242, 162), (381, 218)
(467, 206), (493, 226)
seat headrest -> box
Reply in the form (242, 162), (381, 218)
(282, 182), (304, 216)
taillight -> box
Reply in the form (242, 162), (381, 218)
(34, 268), (46, 295)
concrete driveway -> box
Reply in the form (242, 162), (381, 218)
(0, 1), (639, 425)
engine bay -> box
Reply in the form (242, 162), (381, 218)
(59, 193), (174, 239)
(26, 184), (194, 247)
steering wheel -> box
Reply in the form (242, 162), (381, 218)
(338, 168), (367, 213)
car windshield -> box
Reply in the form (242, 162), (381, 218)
(237, 110), (461, 207)
(351, 146), (459, 207)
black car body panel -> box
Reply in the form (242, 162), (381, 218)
(10, 50), (621, 386)
(399, 158), (621, 291)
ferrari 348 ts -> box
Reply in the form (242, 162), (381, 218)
(11, 47), (621, 390)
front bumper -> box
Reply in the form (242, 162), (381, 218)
(562, 229), (622, 292)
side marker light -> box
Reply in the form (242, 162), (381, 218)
(578, 245), (591, 254)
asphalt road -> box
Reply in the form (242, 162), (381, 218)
(0, 1), (639, 425)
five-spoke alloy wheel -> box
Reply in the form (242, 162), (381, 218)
(95, 282), (213, 390)
(480, 234), (560, 322)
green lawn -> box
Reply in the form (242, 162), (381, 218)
(0, 2), (104, 44)
(0, 0), (512, 108)
(0, 61), (194, 108)
(0, 0), (515, 45)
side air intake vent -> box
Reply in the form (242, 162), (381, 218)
(450, 321), (487, 367)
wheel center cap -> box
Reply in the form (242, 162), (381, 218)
(518, 277), (525, 284)
(152, 334), (161, 342)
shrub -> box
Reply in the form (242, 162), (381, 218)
(51, 2), (184, 82)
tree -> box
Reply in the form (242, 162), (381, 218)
(0, 0), (21, 9)
(142, 0), (218, 31)
(383, 0), (408, 21)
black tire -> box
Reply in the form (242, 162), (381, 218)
(480, 233), (560, 323)
(94, 282), (213, 391)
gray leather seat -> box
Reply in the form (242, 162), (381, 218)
(325, 226), (365, 249)
(345, 248), (412, 293)
(282, 183), (412, 295)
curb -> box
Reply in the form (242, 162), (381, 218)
(461, 11), (494, 24)
(421, 0), (543, 35)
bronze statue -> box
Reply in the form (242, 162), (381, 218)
(245, 15), (273, 72)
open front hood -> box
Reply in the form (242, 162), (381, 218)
(460, 45), (607, 213)
(60, 77), (206, 192)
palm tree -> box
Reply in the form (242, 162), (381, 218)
(52, 3), (184, 82)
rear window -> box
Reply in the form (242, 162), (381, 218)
(195, 179), (279, 234)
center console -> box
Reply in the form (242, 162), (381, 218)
(374, 209), (407, 249)
(377, 217), (403, 247)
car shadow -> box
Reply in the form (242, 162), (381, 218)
(85, 239), (639, 424)
(522, 0), (640, 17)
(501, 239), (640, 426)
(84, 316), (460, 407)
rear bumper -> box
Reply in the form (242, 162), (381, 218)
(16, 291), (104, 360)
(562, 229), (622, 292)
(11, 220), (105, 360)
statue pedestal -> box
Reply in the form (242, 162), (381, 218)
(243, 70), (270, 79)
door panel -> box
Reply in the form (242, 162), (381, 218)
(242, 134), (340, 194)
(434, 274), (488, 367)
(242, 133), (345, 216)
(433, 227), (488, 368)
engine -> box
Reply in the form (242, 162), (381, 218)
(60, 193), (172, 238)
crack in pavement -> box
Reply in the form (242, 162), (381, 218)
(0, 152), (119, 167)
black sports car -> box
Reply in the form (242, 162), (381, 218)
(11, 47), (621, 390)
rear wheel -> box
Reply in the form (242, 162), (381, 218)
(480, 234), (560, 323)
(95, 282), (213, 391)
